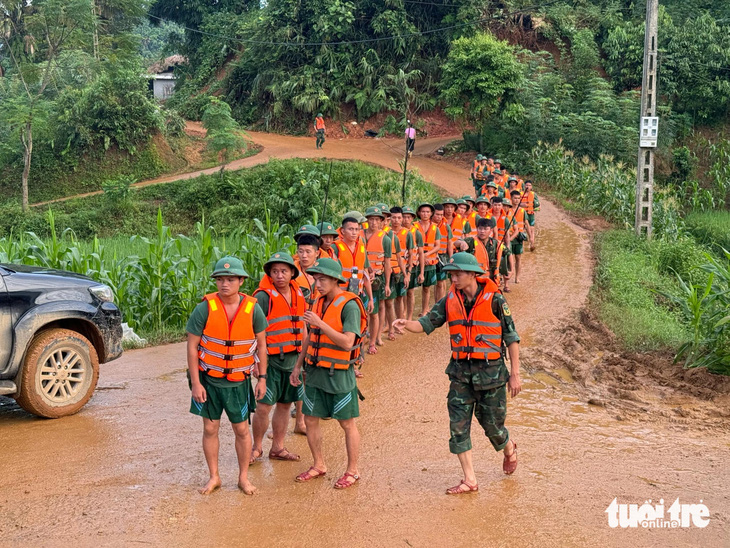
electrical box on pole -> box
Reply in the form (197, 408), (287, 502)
(635, 0), (659, 238)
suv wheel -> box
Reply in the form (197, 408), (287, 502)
(15, 328), (100, 418)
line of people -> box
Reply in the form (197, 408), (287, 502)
(185, 160), (540, 495)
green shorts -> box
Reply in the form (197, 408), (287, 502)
(437, 256), (449, 281)
(387, 272), (403, 300)
(422, 267), (438, 288)
(301, 384), (360, 420)
(258, 365), (302, 405)
(409, 268), (421, 290)
(189, 377), (256, 423)
(511, 240), (524, 255)
(394, 272), (407, 298)
(526, 212), (535, 226)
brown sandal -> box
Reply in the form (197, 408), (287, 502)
(249, 447), (263, 465)
(446, 479), (479, 495)
(295, 467), (326, 482)
(503, 442), (518, 475)
(269, 448), (300, 461)
(334, 472), (360, 489)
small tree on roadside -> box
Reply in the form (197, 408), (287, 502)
(201, 97), (249, 164)
(440, 32), (525, 151)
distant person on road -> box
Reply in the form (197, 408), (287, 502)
(251, 252), (307, 466)
(314, 113), (326, 149)
(186, 256), (268, 495)
(290, 258), (368, 489)
(393, 252), (521, 495)
(405, 120), (416, 157)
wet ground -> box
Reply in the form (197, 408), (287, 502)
(4, 134), (729, 546)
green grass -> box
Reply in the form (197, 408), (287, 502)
(685, 210), (730, 256)
(593, 230), (689, 351)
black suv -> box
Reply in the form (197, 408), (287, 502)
(0, 264), (123, 418)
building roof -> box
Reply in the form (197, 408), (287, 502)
(147, 55), (187, 74)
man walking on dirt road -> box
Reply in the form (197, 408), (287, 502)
(314, 113), (326, 149)
(186, 256), (268, 495)
(290, 258), (368, 489)
(394, 253), (521, 494)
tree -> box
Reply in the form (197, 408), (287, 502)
(201, 97), (248, 163)
(0, 0), (93, 210)
(440, 32), (525, 150)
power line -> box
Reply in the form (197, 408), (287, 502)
(146, 0), (564, 48)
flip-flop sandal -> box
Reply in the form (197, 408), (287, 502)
(249, 448), (263, 465)
(446, 480), (479, 495)
(503, 287), (512, 293)
(269, 448), (300, 461)
(367, 345), (378, 355)
(295, 467), (327, 482)
(503, 442), (518, 475)
(334, 472), (360, 489)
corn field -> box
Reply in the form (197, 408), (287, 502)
(0, 210), (295, 337)
(527, 141), (683, 238)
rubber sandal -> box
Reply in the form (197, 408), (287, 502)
(295, 467), (326, 482)
(334, 472), (360, 489)
(503, 287), (511, 293)
(269, 448), (300, 461)
(446, 479), (479, 495)
(249, 447), (263, 465)
(503, 442), (518, 475)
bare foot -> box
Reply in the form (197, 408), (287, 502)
(267, 431), (274, 439)
(199, 476), (222, 495)
(354, 369), (364, 378)
(294, 423), (307, 435)
(376, 338), (384, 346)
(238, 479), (258, 495)
(387, 332), (397, 341)
(367, 345), (378, 355)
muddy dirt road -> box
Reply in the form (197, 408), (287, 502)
(5, 134), (729, 547)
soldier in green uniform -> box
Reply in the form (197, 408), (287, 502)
(393, 253), (521, 494)
(290, 258), (366, 489)
(402, 205), (425, 321)
(186, 256), (269, 495)
(454, 217), (509, 284)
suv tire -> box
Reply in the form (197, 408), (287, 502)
(15, 329), (100, 418)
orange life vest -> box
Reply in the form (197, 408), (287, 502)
(507, 207), (526, 236)
(306, 292), (367, 374)
(390, 228), (408, 274)
(366, 230), (387, 275)
(315, 117), (325, 130)
(437, 219), (450, 255)
(254, 277), (306, 357)
(418, 222), (439, 266)
(465, 211), (478, 236)
(408, 225), (421, 267)
(335, 240), (367, 291)
(448, 214), (464, 241)
(473, 239), (490, 274)
(524, 191), (536, 215)
(446, 279), (503, 361)
(294, 263), (319, 311)
(491, 212), (507, 241)
(318, 247), (333, 259)
(198, 293), (258, 381)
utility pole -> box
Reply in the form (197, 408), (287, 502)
(635, 0), (659, 238)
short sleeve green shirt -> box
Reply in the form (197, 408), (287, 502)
(253, 290), (300, 372)
(304, 299), (362, 394)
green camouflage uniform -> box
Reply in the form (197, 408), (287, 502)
(418, 285), (520, 454)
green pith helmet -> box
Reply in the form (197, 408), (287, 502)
(294, 224), (322, 243)
(376, 202), (391, 215)
(211, 256), (248, 278)
(317, 221), (338, 236)
(486, 181), (498, 189)
(495, 159), (502, 164)
(442, 252), (485, 274)
(417, 202), (435, 214)
(508, 176), (518, 182)
(317, 113), (323, 117)
(402, 205), (417, 216)
(264, 251), (300, 279)
(442, 197), (457, 206)
(461, 195), (476, 205)
(476, 154), (484, 161)
(492, 168), (503, 175)
(343, 210), (366, 224)
(456, 199), (467, 206)
(307, 258), (347, 283)
(476, 195), (490, 204)
(365, 206), (385, 219)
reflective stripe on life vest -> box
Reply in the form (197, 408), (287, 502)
(306, 292), (367, 375)
(254, 276), (306, 357)
(198, 293), (258, 381)
(366, 230), (387, 275)
(418, 222), (439, 266)
(335, 240), (367, 292)
(446, 279), (503, 361)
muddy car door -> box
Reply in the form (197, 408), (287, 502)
(0, 269), (11, 371)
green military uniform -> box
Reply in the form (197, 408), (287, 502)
(462, 236), (511, 280)
(253, 290), (304, 405)
(408, 226), (424, 290)
(418, 282), (519, 454)
(437, 223), (453, 282)
(386, 235), (403, 300)
(186, 295), (268, 423)
(368, 231), (392, 314)
(526, 193), (540, 226)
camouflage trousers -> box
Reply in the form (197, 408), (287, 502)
(447, 378), (509, 454)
